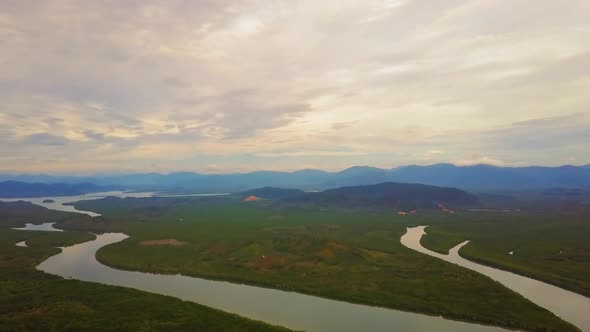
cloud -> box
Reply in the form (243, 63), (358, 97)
(0, 0), (589, 172)
(23, 133), (69, 146)
(169, 89), (311, 139)
(254, 150), (366, 158)
(512, 113), (587, 127)
(331, 121), (358, 130)
(82, 130), (105, 141)
(453, 156), (507, 167)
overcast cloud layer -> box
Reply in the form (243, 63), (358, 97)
(1, 0), (589, 173)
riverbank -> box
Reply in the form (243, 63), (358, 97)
(0, 227), (294, 332)
(75, 198), (577, 332)
(420, 214), (590, 298)
(402, 226), (588, 332)
(2, 197), (583, 331)
(39, 232), (514, 332)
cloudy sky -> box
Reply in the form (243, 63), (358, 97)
(1, 0), (589, 174)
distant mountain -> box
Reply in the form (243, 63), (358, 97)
(280, 182), (478, 210)
(240, 187), (305, 199)
(541, 188), (588, 196)
(388, 164), (590, 189)
(0, 181), (109, 198)
(1, 164), (590, 192)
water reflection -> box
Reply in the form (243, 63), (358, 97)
(401, 226), (590, 331)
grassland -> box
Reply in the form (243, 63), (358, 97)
(0, 203), (293, 332)
(420, 211), (590, 298)
(69, 196), (579, 331)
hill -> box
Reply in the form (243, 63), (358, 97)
(387, 164), (590, 189)
(280, 182), (478, 210)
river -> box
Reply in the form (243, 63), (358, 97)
(401, 225), (590, 331)
(35, 230), (506, 332)
(13, 222), (64, 231)
(9, 192), (588, 331)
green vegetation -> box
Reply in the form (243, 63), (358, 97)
(0, 204), (293, 332)
(70, 196), (579, 331)
(421, 211), (590, 298)
(279, 182), (478, 210)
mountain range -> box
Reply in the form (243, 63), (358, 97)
(1, 164), (590, 193)
(0, 181), (110, 198)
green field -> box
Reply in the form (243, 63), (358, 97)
(0, 203), (293, 332)
(67, 196), (580, 331)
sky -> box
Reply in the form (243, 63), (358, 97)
(1, 0), (589, 174)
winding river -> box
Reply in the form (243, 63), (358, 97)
(35, 230), (506, 332)
(401, 226), (590, 332)
(9, 192), (589, 331)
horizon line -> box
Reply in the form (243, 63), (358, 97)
(1, 162), (589, 177)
